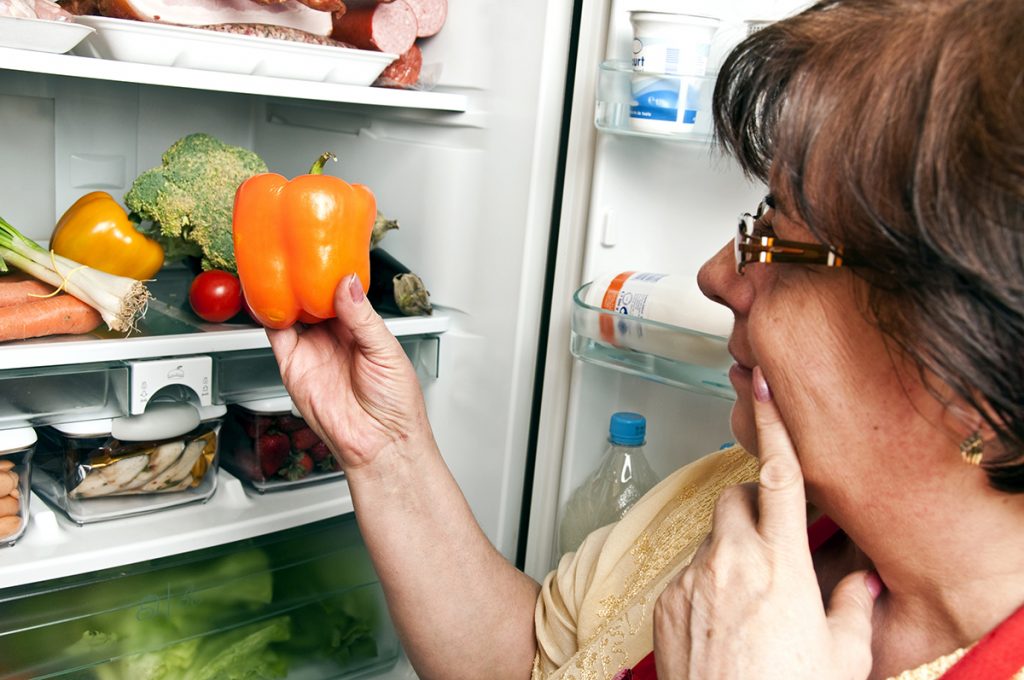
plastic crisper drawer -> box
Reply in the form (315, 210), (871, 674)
(0, 514), (399, 679)
(0, 362), (129, 430)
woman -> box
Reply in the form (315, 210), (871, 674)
(267, 0), (1024, 677)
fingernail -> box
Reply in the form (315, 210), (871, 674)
(865, 570), (885, 599)
(753, 366), (772, 402)
(348, 274), (365, 304)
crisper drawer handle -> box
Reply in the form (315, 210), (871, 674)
(111, 401), (200, 442)
(127, 356), (213, 415)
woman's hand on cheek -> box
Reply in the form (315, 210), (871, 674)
(266, 275), (432, 472)
(653, 366), (883, 679)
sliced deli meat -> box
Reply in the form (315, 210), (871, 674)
(196, 23), (356, 47)
(402, 0), (444, 37)
(374, 42), (421, 88)
(330, 0), (415, 54)
(94, 0), (334, 36)
(295, 0), (345, 11)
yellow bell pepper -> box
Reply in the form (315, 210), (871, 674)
(51, 191), (164, 280)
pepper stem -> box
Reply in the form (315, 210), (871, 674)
(310, 152), (337, 175)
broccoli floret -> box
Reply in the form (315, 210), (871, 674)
(125, 133), (267, 273)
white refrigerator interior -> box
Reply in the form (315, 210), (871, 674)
(0, 0), (807, 676)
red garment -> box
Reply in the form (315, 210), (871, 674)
(622, 516), (1024, 679)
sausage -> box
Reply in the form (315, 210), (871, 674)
(0, 459), (12, 471)
(402, 0), (444, 37)
(330, 0), (416, 54)
(374, 42), (421, 88)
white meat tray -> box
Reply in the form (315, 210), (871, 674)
(71, 15), (396, 86)
(0, 15), (94, 53)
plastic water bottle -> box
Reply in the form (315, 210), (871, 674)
(557, 412), (661, 556)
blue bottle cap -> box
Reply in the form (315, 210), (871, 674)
(609, 412), (646, 446)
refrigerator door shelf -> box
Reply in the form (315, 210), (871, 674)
(0, 467), (355, 588)
(570, 283), (735, 399)
(595, 60), (717, 144)
(0, 514), (400, 680)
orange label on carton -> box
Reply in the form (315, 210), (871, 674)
(598, 271), (634, 344)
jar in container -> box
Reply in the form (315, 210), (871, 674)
(32, 402), (225, 524)
(0, 426), (36, 546)
(582, 271), (733, 368)
(221, 395), (342, 493)
(628, 11), (719, 133)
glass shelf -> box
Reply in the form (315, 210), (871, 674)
(594, 60), (717, 144)
(570, 283), (735, 399)
(0, 266), (447, 426)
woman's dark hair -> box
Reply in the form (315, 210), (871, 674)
(713, 0), (1024, 491)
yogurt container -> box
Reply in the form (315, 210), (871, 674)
(629, 11), (719, 133)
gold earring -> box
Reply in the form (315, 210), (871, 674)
(960, 432), (984, 466)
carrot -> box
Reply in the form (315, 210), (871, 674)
(0, 294), (102, 343)
(0, 274), (56, 308)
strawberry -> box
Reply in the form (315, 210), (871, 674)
(239, 413), (272, 440)
(309, 440), (331, 462)
(257, 432), (291, 479)
(289, 427), (321, 452)
(284, 452), (314, 481)
(275, 414), (307, 433)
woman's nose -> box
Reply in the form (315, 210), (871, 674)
(698, 240), (751, 315)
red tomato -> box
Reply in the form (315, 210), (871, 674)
(189, 270), (242, 323)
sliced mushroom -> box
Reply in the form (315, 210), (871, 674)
(70, 454), (150, 498)
(122, 440), (186, 490)
(139, 438), (208, 492)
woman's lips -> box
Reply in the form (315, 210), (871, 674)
(728, 346), (754, 384)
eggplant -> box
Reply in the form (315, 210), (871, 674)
(368, 247), (432, 316)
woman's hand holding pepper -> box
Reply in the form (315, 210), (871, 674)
(653, 366), (884, 679)
(267, 274), (432, 472)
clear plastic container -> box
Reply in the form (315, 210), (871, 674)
(0, 426), (36, 547)
(220, 395), (343, 493)
(0, 514), (399, 679)
(32, 402), (226, 524)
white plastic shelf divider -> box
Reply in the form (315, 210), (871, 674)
(0, 46), (467, 111)
(0, 470), (355, 588)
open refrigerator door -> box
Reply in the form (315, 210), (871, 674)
(524, 0), (812, 578)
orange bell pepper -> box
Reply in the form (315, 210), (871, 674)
(232, 153), (376, 329)
(50, 191), (165, 280)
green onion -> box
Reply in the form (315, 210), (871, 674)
(0, 215), (150, 333)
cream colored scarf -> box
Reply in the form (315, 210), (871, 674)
(531, 445), (1022, 680)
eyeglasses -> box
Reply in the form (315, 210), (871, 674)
(734, 197), (861, 275)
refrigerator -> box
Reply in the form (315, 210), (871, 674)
(0, 0), (807, 677)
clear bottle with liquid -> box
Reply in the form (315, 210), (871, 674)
(557, 412), (661, 556)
